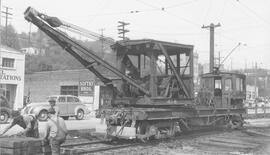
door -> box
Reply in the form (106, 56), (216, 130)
(223, 78), (232, 108)
(67, 96), (78, 115)
(57, 96), (68, 115)
(214, 77), (222, 107)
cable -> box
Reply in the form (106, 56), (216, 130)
(219, 0), (228, 23)
(165, 0), (200, 9)
(236, 0), (270, 25)
(203, 0), (212, 24)
(88, 0), (112, 25)
(131, 29), (206, 36)
(135, 0), (201, 28)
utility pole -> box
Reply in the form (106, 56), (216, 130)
(218, 52), (221, 67)
(0, 0), (2, 69)
(202, 23), (221, 72)
(99, 28), (105, 59)
(28, 23), (32, 46)
(118, 21), (129, 40)
(254, 62), (258, 99)
(2, 6), (12, 43)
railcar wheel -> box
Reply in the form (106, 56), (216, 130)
(228, 115), (244, 130)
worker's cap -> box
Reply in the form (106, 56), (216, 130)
(48, 98), (56, 103)
(48, 108), (56, 114)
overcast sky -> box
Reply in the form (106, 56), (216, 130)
(4, 0), (270, 70)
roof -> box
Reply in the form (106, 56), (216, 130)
(201, 71), (246, 78)
(116, 39), (193, 49)
(112, 39), (194, 55)
(0, 45), (23, 54)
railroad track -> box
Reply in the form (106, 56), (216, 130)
(61, 126), (270, 155)
(61, 128), (227, 154)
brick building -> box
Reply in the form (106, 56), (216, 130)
(24, 69), (117, 105)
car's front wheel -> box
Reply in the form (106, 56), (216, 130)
(76, 109), (84, 120)
(38, 110), (48, 121)
(0, 111), (9, 123)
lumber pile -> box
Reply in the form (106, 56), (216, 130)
(0, 137), (50, 155)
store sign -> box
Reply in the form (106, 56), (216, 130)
(0, 71), (21, 81)
(79, 80), (95, 96)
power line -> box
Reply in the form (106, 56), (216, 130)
(164, 0), (200, 9)
(135, 0), (201, 28)
(203, 0), (212, 24)
(236, 0), (270, 25)
(131, 29), (206, 36)
(218, 0), (228, 23)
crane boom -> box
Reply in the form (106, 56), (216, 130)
(24, 7), (150, 96)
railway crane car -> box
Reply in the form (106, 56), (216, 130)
(24, 7), (246, 140)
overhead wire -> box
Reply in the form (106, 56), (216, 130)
(236, 0), (270, 26)
(203, 0), (212, 24)
(218, 0), (228, 23)
(163, 0), (200, 9)
(88, 0), (112, 24)
(135, 0), (201, 28)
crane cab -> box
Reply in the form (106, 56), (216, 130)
(198, 69), (246, 109)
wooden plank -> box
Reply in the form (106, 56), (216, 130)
(0, 137), (48, 155)
(243, 129), (270, 137)
(215, 135), (270, 144)
(198, 140), (255, 149)
(208, 137), (259, 147)
(0, 137), (43, 149)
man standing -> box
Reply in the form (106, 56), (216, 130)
(0, 112), (39, 138)
(48, 98), (60, 115)
(44, 108), (67, 155)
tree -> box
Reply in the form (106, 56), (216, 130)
(1, 25), (20, 50)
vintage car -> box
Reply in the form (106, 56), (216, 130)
(0, 95), (12, 123)
(21, 95), (89, 121)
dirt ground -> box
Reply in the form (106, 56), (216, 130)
(93, 118), (270, 155)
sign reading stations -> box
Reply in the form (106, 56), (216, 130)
(0, 71), (21, 81)
(79, 81), (95, 96)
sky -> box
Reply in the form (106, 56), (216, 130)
(3, 0), (270, 70)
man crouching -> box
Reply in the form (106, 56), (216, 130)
(0, 111), (39, 138)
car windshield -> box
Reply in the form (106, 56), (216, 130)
(47, 96), (57, 101)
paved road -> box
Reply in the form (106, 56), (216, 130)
(0, 116), (101, 136)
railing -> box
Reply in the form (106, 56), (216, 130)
(245, 106), (270, 118)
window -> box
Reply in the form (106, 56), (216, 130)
(225, 79), (232, 91)
(2, 58), (15, 68)
(67, 96), (74, 102)
(74, 97), (80, 102)
(60, 85), (78, 96)
(180, 53), (190, 75)
(214, 79), (222, 89)
(236, 78), (243, 91)
(58, 96), (66, 102)
(157, 55), (166, 75)
(214, 78), (222, 96)
(140, 54), (151, 78)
